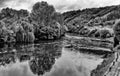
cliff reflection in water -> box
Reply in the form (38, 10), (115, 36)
(0, 41), (62, 76)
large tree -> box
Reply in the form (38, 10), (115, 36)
(30, 1), (65, 40)
(31, 1), (55, 26)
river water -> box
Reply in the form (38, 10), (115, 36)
(0, 40), (105, 76)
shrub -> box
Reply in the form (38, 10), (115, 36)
(79, 27), (90, 36)
(100, 29), (111, 39)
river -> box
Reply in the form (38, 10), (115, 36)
(0, 39), (109, 76)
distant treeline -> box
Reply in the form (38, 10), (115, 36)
(0, 1), (66, 43)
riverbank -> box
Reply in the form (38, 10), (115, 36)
(103, 45), (120, 76)
(64, 34), (116, 76)
(0, 34), (116, 76)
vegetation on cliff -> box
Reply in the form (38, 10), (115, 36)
(1, 1), (120, 43)
(63, 5), (120, 39)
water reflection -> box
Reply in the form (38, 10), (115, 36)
(0, 41), (62, 76)
(29, 53), (55, 75)
(46, 48), (104, 76)
(29, 43), (62, 75)
(0, 41), (105, 76)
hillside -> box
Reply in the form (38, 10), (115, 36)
(63, 5), (120, 39)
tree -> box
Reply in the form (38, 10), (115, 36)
(31, 1), (65, 40)
(15, 20), (35, 43)
(31, 1), (55, 26)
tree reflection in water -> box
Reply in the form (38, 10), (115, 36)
(0, 41), (62, 76)
(0, 43), (16, 66)
(29, 53), (55, 75)
(29, 42), (62, 75)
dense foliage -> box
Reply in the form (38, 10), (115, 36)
(0, 1), (65, 43)
(0, 1), (120, 43)
(63, 5), (120, 39)
(31, 2), (66, 40)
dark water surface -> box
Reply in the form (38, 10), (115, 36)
(0, 40), (104, 76)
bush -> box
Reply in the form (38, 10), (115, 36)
(100, 29), (112, 39)
(94, 31), (101, 38)
(79, 27), (90, 36)
(88, 29), (98, 37)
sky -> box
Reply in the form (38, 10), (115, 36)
(0, 0), (120, 12)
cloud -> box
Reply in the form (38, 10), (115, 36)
(0, 0), (120, 12)
(0, 0), (8, 8)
